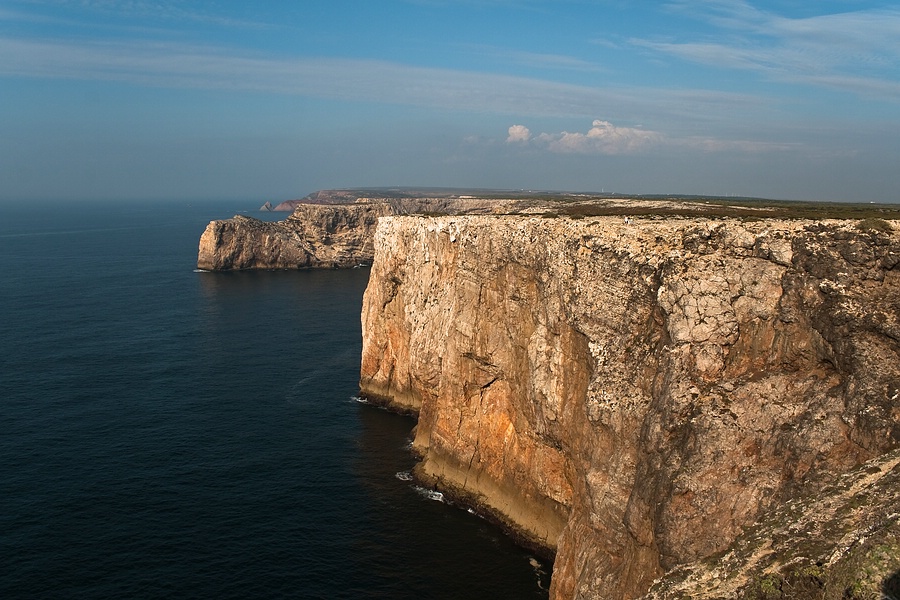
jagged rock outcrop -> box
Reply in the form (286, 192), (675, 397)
(197, 203), (391, 270)
(358, 215), (900, 599)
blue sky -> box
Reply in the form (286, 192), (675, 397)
(2, 1), (899, 203)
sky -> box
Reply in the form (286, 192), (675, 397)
(2, 1), (899, 203)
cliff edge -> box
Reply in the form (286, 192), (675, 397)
(359, 214), (900, 599)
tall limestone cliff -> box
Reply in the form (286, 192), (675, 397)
(197, 196), (522, 270)
(358, 215), (900, 599)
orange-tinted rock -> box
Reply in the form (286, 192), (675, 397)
(359, 215), (900, 599)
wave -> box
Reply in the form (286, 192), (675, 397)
(412, 486), (445, 503)
(529, 557), (549, 591)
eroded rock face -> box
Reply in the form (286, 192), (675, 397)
(197, 203), (391, 270)
(359, 215), (900, 600)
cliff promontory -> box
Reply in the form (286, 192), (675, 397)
(358, 214), (900, 599)
(197, 203), (390, 270)
(197, 193), (523, 270)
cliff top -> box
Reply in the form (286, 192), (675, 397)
(273, 188), (900, 221)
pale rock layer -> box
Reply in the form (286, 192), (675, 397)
(359, 215), (900, 600)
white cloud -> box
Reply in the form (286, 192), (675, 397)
(534, 120), (663, 154)
(507, 124), (531, 143)
(511, 120), (805, 156)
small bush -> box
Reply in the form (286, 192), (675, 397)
(856, 218), (895, 233)
(747, 575), (783, 600)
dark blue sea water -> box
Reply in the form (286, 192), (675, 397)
(0, 201), (550, 599)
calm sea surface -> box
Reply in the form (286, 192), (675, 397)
(0, 200), (550, 599)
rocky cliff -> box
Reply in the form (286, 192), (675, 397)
(641, 446), (899, 599)
(358, 214), (900, 599)
(197, 203), (392, 270)
(197, 196), (523, 270)
(202, 188), (899, 272)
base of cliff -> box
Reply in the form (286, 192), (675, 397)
(358, 390), (421, 417)
(412, 462), (556, 564)
(357, 387), (563, 560)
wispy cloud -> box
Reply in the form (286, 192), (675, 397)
(0, 34), (771, 125)
(461, 44), (606, 72)
(641, 1), (900, 100)
(11, 0), (274, 29)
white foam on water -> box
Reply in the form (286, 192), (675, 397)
(413, 486), (445, 503)
(394, 471), (413, 481)
(529, 557), (548, 591)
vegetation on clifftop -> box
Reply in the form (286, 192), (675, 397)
(291, 187), (900, 221)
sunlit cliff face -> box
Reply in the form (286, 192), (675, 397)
(359, 215), (900, 600)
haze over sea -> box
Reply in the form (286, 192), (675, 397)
(0, 200), (549, 599)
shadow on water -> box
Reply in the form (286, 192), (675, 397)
(885, 570), (900, 600)
(352, 403), (552, 599)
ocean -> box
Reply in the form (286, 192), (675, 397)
(0, 200), (550, 599)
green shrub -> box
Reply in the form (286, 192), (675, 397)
(856, 218), (895, 233)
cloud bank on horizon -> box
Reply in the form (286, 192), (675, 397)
(1, 0), (898, 202)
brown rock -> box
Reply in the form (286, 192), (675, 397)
(639, 448), (900, 600)
(359, 215), (900, 599)
(196, 203), (391, 270)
